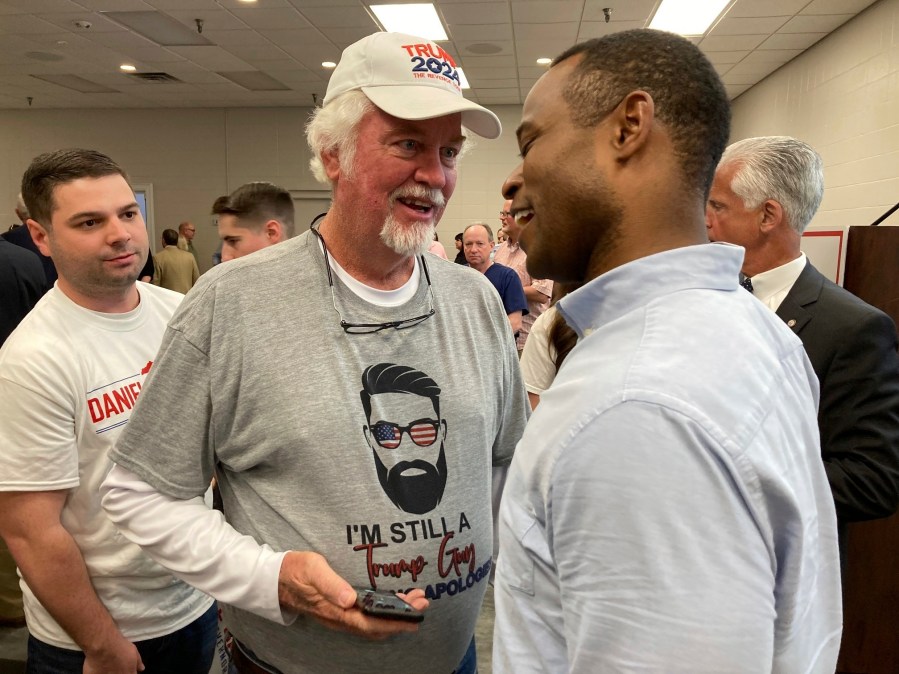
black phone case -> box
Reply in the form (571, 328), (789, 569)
(355, 588), (425, 622)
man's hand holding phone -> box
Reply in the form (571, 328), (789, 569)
(277, 551), (429, 639)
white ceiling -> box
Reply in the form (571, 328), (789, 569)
(0, 0), (881, 109)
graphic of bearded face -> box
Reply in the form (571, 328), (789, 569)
(361, 364), (448, 514)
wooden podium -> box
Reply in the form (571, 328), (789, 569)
(836, 224), (899, 674)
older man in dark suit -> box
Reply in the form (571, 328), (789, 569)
(707, 135), (899, 566)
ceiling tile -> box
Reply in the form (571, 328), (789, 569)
(228, 7), (311, 30)
(73, 0), (155, 9)
(317, 26), (377, 47)
(449, 24), (513, 42)
(700, 34), (767, 51)
(0, 0), (86, 11)
(740, 49), (803, 65)
(759, 32), (827, 50)
(726, 0), (810, 17)
(512, 1), (584, 24)
(458, 66), (519, 81)
(440, 2), (509, 25)
(168, 45), (256, 71)
(801, 0), (878, 15)
(297, 5), (375, 28)
(36, 12), (129, 32)
(727, 59), (782, 78)
(225, 43), (292, 62)
(514, 23), (577, 42)
(710, 16), (790, 35)
(779, 14), (854, 33)
(703, 50), (750, 66)
(0, 14), (66, 34)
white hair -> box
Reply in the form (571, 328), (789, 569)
(305, 91), (375, 187)
(305, 90), (473, 187)
(720, 136), (823, 235)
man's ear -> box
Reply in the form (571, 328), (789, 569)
(264, 220), (283, 243)
(25, 219), (51, 257)
(322, 149), (341, 182)
(609, 90), (654, 161)
(759, 199), (784, 234)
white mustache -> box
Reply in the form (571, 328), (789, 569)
(389, 184), (445, 208)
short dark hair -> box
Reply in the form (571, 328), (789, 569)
(162, 229), (179, 246)
(553, 29), (731, 199)
(21, 148), (130, 228)
(454, 232), (463, 242)
(213, 182), (295, 238)
(360, 363), (441, 421)
(210, 195), (229, 214)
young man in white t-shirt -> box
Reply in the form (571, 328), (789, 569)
(0, 148), (215, 673)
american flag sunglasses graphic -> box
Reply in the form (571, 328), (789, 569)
(372, 419), (440, 449)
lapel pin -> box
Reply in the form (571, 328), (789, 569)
(787, 319), (797, 328)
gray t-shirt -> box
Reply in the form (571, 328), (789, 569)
(112, 230), (529, 673)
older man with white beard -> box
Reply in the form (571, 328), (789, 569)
(100, 31), (528, 674)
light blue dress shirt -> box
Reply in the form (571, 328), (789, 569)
(494, 243), (842, 673)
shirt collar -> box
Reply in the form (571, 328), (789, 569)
(749, 253), (806, 304)
(558, 243), (745, 338)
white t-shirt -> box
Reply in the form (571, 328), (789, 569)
(519, 306), (559, 396)
(0, 284), (213, 649)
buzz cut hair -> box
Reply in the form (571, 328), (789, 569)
(553, 29), (731, 200)
(213, 182), (296, 238)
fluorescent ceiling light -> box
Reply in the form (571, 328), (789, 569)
(649, 0), (730, 36)
(322, 61), (336, 68)
(457, 67), (469, 89)
(370, 4), (447, 41)
(120, 64), (136, 72)
(536, 57), (551, 65)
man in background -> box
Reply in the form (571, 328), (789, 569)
(213, 181), (294, 262)
(178, 220), (200, 268)
(464, 222), (527, 338)
(0, 148), (215, 673)
(3, 194), (56, 286)
(153, 228), (199, 293)
(495, 199), (552, 354)
(494, 29), (841, 672)
(707, 135), (899, 565)
(0, 232), (48, 629)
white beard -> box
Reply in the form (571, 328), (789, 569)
(379, 184), (445, 257)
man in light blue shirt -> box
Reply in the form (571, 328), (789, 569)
(493, 29), (842, 673)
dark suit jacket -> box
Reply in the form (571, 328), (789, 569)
(777, 261), (899, 534)
(2, 224), (57, 285)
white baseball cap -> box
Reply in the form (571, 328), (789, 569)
(323, 32), (502, 139)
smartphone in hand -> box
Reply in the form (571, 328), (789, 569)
(355, 587), (425, 623)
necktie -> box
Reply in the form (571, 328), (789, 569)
(740, 276), (754, 293)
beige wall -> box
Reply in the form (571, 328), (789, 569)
(0, 104), (522, 272)
(9, 0), (896, 274)
(730, 0), (899, 229)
